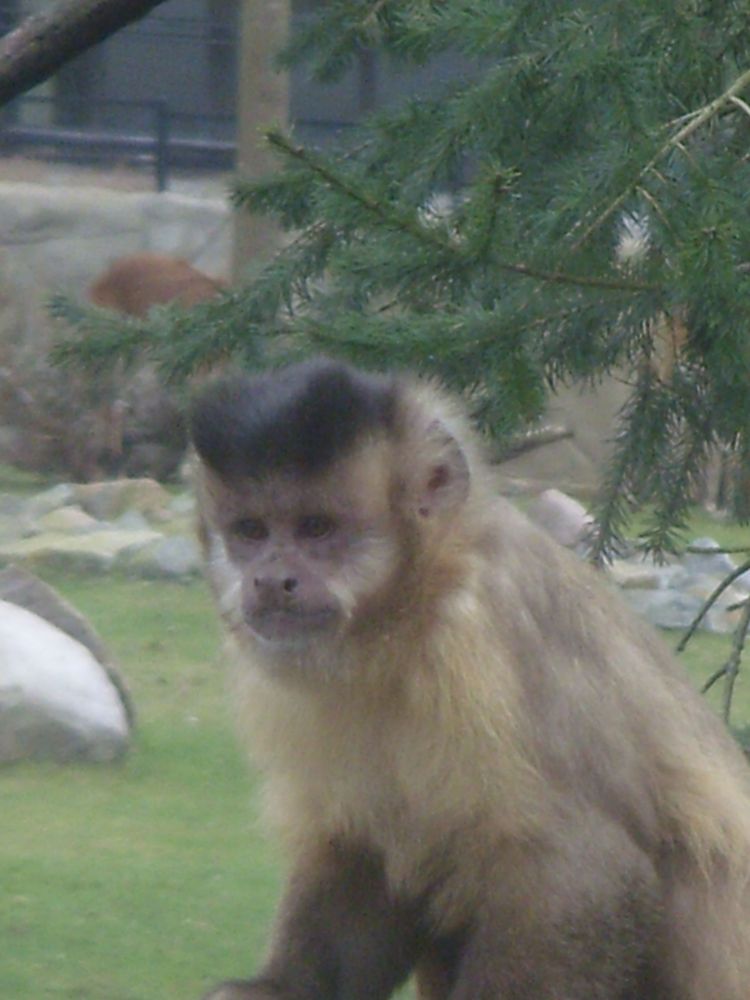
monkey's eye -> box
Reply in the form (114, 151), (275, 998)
(231, 518), (269, 542)
(297, 515), (335, 540)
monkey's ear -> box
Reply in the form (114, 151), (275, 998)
(412, 421), (471, 519)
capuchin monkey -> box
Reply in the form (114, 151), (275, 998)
(189, 358), (750, 1000)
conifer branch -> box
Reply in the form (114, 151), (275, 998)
(266, 131), (658, 294)
(265, 130), (456, 252)
(723, 605), (749, 723)
(572, 64), (750, 251)
(496, 262), (657, 293)
(362, 0), (391, 26)
(729, 95), (750, 121)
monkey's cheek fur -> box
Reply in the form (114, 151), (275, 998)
(246, 606), (340, 646)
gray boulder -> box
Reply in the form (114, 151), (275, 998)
(121, 534), (202, 579)
(72, 478), (171, 522)
(0, 526), (163, 574)
(621, 588), (709, 632)
(0, 600), (131, 763)
(683, 537), (738, 578)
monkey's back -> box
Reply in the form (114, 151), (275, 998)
(473, 500), (750, 998)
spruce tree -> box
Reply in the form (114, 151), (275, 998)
(53, 0), (750, 562)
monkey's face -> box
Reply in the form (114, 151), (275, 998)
(201, 443), (401, 652)
(231, 510), (346, 645)
(191, 361), (474, 662)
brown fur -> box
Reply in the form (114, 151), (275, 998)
(88, 252), (225, 317)
(83, 253), (226, 479)
(194, 367), (750, 1000)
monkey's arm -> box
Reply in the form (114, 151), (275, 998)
(203, 841), (426, 1000)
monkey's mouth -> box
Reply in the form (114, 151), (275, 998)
(247, 607), (340, 645)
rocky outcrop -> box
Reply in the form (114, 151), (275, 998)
(526, 489), (750, 636)
(0, 477), (200, 580)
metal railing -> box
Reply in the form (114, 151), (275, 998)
(0, 94), (235, 190)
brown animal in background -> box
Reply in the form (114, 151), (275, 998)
(88, 252), (226, 317)
(189, 358), (750, 1000)
(83, 253), (226, 480)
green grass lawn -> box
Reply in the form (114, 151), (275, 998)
(1, 572), (282, 1000)
(1, 527), (749, 998)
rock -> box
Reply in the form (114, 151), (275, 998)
(0, 600), (130, 763)
(0, 564), (134, 725)
(72, 478), (171, 521)
(36, 505), (100, 535)
(607, 561), (665, 590)
(25, 483), (77, 519)
(0, 527), (163, 574)
(527, 488), (594, 548)
(683, 578), (748, 635)
(168, 491), (195, 517)
(0, 493), (27, 516)
(119, 534), (201, 579)
(0, 513), (30, 543)
(608, 558), (688, 591)
(621, 589), (707, 632)
(683, 537), (738, 578)
(113, 509), (152, 533)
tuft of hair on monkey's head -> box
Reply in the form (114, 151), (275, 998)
(189, 358), (399, 480)
(188, 358), (480, 651)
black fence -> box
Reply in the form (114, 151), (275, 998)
(0, 93), (235, 190)
(0, 0), (238, 189)
(0, 0), (475, 191)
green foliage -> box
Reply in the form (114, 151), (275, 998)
(52, 0), (750, 557)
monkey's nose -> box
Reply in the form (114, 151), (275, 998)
(254, 575), (298, 596)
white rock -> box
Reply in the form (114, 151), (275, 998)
(0, 600), (130, 762)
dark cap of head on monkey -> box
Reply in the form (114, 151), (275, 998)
(189, 359), (398, 479)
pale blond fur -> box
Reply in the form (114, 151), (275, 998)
(198, 373), (750, 999)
